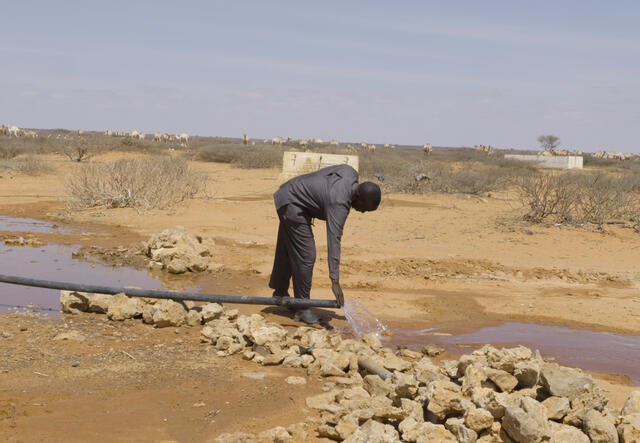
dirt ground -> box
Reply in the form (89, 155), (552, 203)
(1, 152), (639, 441)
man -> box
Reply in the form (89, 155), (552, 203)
(269, 164), (381, 324)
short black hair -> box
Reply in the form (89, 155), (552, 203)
(358, 181), (381, 210)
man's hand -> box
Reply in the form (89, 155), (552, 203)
(331, 279), (344, 307)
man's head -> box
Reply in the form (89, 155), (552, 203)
(352, 181), (381, 213)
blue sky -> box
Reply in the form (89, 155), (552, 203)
(1, 1), (638, 152)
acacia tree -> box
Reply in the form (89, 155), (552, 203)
(537, 134), (561, 152)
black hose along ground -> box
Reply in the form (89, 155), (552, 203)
(0, 274), (339, 308)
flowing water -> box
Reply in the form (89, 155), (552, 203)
(341, 299), (390, 338)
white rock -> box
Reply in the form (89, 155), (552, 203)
(88, 293), (111, 313)
(107, 293), (142, 321)
(583, 409), (619, 443)
(622, 391), (640, 416)
(151, 299), (187, 327)
(201, 303), (224, 322)
(284, 376), (306, 385)
(53, 330), (86, 342)
(60, 290), (89, 313)
(502, 396), (550, 443)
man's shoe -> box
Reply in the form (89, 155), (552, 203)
(295, 309), (321, 325)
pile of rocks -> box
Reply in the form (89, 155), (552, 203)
(60, 291), (640, 442)
(141, 226), (218, 274)
(60, 290), (230, 328)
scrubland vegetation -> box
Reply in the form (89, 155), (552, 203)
(1, 130), (639, 229)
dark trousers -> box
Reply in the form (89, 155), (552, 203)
(269, 205), (316, 299)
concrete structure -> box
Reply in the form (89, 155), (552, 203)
(504, 154), (583, 169)
(280, 151), (359, 181)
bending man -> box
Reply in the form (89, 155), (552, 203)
(269, 164), (381, 324)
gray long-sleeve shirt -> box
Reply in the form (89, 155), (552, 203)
(274, 164), (358, 281)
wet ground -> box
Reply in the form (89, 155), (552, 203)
(1, 216), (640, 386)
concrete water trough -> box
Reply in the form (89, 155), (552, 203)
(504, 154), (583, 169)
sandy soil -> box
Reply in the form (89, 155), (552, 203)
(1, 152), (639, 440)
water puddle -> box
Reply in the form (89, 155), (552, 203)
(341, 302), (640, 384)
(0, 215), (76, 234)
(0, 243), (203, 316)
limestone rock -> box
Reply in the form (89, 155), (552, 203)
(143, 226), (213, 274)
(382, 354), (411, 372)
(445, 417), (478, 443)
(361, 333), (382, 351)
(398, 348), (423, 360)
(400, 398), (424, 422)
(248, 325), (287, 346)
(622, 391), (640, 416)
(344, 419), (399, 443)
(284, 376), (306, 385)
(583, 409), (618, 443)
(464, 407), (494, 433)
(462, 364), (488, 396)
(564, 385), (609, 426)
(486, 368), (518, 393)
(53, 330), (86, 342)
(151, 299), (187, 327)
(335, 414), (359, 440)
(285, 423), (309, 441)
(540, 363), (594, 399)
(502, 396), (550, 443)
(185, 310), (202, 326)
(617, 413), (640, 443)
(88, 293), (111, 314)
(393, 372), (418, 398)
(472, 387), (508, 419)
(60, 290), (89, 313)
(442, 360), (459, 378)
(513, 360), (541, 388)
(363, 375), (393, 397)
(257, 426), (291, 442)
(315, 423), (339, 440)
(214, 432), (257, 442)
(549, 422), (590, 443)
(107, 293), (142, 321)
(425, 379), (465, 421)
(201, 303), (224, 322)
(414, 357), (446, 386)
(542, 396), (570, 421)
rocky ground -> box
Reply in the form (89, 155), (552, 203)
(4, 289), (638, 442)
(2, 154), (640, 441)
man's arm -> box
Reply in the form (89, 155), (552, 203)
(326, 203), (349, 306)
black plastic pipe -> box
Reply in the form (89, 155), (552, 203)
(0, 274), (339, 308)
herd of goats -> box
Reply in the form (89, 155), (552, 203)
(1, 124), (638, 160)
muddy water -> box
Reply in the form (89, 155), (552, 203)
(0, 215), (76, 234)
(386, 322), (640, 384)
(2, 215), (639, 384)
(0, 243), (203, 315)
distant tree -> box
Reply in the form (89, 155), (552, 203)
(537, 135), (561, 152)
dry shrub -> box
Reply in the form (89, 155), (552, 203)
(516, 171), (639, 226)
(196, 144), (284, 169)
(10, 155), (54, 175)
(360, 154), (533, 195)
(65, 157), (207, 210)
(0, 144), (22, 160)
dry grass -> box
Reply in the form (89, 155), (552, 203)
(516, 171), (640, 226)
(65, 157), (207, 210)
(7, 155), (55, 175)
